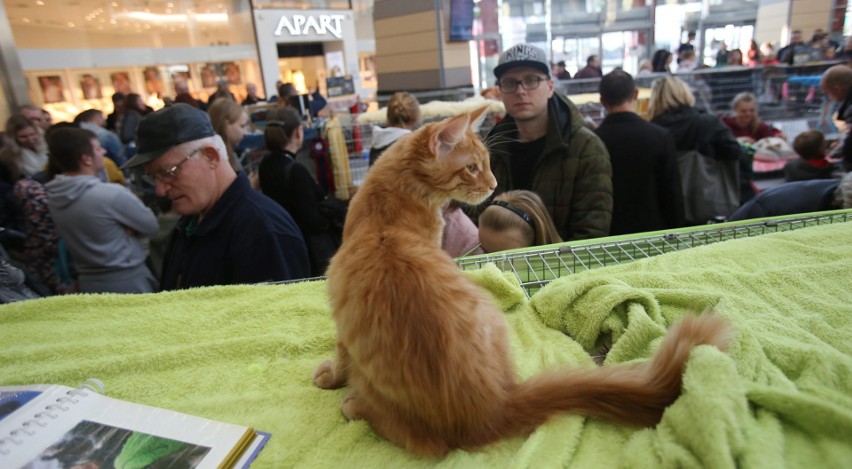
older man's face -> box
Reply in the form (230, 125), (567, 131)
(143, 143), (221, 217)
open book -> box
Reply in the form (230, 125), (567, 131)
(0, 379), (269, 469)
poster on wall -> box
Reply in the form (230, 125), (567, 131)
(110, 72), (131, 94)
(38, 75), (65, 104)
(325, 51), (345, 78)
(143, 66), (165, 96)
(168, 65), (191, 90)
(222, 62), (241, 84)
(201, 64), (219, 87)
(80, 74), (103, 100)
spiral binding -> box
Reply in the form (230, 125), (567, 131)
(0, 378), (104, 456)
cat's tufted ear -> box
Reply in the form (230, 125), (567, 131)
(429, 105), (491, 160)
(468, 104), (491, 134)
(429, 112), (470, 160)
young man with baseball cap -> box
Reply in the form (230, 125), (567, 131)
(485, 43), (612, 240)
(123, 103), (309, 290)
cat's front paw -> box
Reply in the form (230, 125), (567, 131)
(313, 360), (338, 389)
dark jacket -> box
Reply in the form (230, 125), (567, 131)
(838, 92), (852, 172)
(728, 179), (841, 221)
(487, 93), (612, 240)
(259, 150), (337, 276)
(574, 66), (602, 79)
(784, 159), (837, 182)
(652, 106), (743, 224)
(174, 92), (203, 109)
(595, 112), (685, 235)
(161, 174), (310, 290)
(118, 109), (143, 144)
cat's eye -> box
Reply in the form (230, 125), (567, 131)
(466, 164), (480, 174)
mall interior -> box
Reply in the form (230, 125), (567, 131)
(0, 0), (847, 123)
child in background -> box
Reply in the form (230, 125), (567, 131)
(785, 130), (837, 182)
(478, 190), (562, 253)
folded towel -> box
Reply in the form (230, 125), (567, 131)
(1, 222), (850, 468)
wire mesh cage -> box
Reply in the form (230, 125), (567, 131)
(456, 211), (852, 298)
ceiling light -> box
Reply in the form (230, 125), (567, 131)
(115, 11), (229, 24)
(36, 1), (45, 6)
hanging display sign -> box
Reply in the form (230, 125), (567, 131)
(274, 14), (346, 39)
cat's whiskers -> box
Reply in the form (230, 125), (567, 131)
(482, 128), (521, 150)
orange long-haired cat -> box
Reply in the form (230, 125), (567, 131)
(313, 105), (731, 457)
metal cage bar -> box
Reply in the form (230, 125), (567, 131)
(456, 211), (852, 297)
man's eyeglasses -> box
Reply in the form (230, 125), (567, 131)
(142, 147), (201, 186)
(497, 75), (548, 94)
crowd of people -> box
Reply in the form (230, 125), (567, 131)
(1, 38), (851, 301)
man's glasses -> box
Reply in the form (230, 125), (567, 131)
(142, 147), (201, 186)
(497, 75), (548, 94)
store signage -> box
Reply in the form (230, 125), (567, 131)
(274, 14), (345, 39)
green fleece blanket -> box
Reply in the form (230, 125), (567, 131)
(1, 222), (850, 468)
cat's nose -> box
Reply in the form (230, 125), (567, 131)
(488, 176), (497, 191)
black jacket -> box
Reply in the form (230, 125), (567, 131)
(838, 93), (852, 172)
(259, 150), (337, 276)
(652, 105), (744, 224)
(595, 112), (685, 235)
(652, 106), (742, 162)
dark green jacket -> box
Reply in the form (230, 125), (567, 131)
(487, 93), (613, 240)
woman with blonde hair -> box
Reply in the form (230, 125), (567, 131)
(478, 190), (562, 253)
(648, 76), (743, 225)
(0, 115), (48, 184)
(721, 92), (785, 143)
(207, 97), (251, 173)
(369, 91), (421, 166)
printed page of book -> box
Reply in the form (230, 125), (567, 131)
(0, 384), (254, 469)
(0, 386), (53, 425)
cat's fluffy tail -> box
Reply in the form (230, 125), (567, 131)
(498, 313), (732, 435)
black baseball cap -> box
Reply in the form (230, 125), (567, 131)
(121, 103), (216, 169)
(494, 43), (551, 79)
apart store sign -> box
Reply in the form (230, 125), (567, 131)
(274, 14), (346, 39)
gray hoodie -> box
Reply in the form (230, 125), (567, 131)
(46, 175), (157, 274)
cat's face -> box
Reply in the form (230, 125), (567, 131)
(419, 105), (497, 205)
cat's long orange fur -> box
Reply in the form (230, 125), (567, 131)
(313, 105), (731, 457)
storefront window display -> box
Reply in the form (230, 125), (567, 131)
(702, 24), (755, 67)
(3, 0), (259, 122)
(602, 31), (647, 76)
(553, 36), (601, 77)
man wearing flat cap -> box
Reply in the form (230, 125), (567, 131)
(485, 43), (612, 240)
(123, 103), (309, 290)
